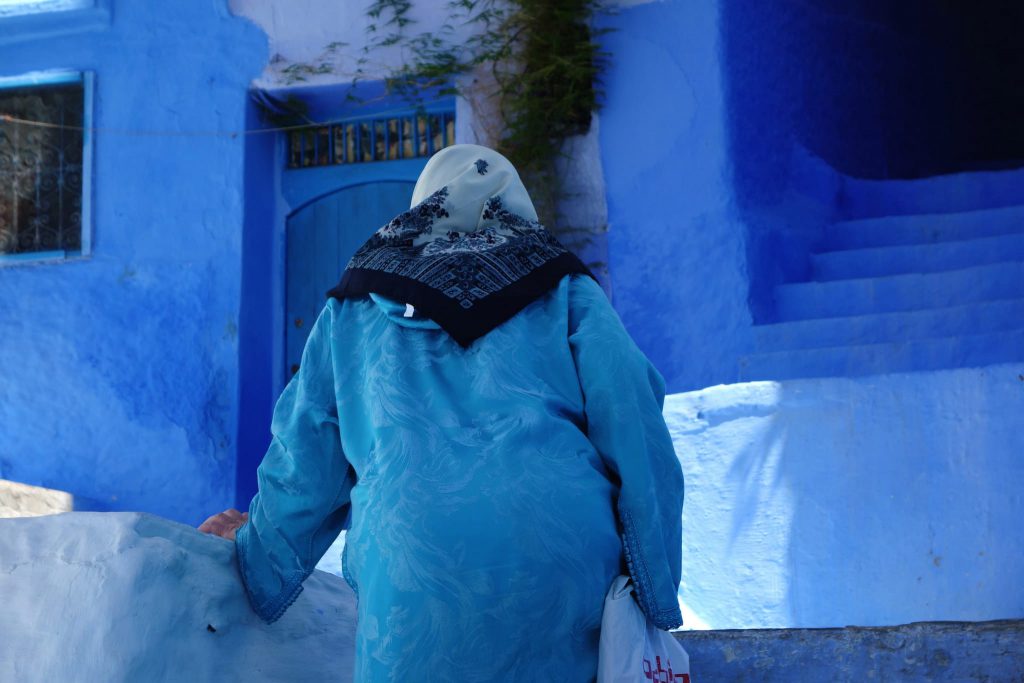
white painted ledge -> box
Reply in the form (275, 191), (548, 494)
(0, 512), (357, 682)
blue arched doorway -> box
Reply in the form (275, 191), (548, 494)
(236, 94), (455, 507)
(284, 180), (415, 376)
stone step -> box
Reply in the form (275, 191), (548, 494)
(0, 479), (109, 518)
(675, 619), (1024, 683)
(738, 328), (1024, 381)
(754, 298), (1024, 351)
(824, 205), (1024, 251)
(840, 166), (1024, 218)
(775, 261), (1024, 321)
(812, 233), (1024, 281)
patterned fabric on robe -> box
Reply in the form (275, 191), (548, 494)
(235, 273), (684, 682)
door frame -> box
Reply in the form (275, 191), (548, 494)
(276, 101), (456, 396)
(237, 82), (458, 507)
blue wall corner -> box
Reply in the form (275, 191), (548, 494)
(236, 95), (279, 510)
(596, 0), (1024, 390)
(720, 0), (1024, 326)
(596, 1), (753, 393)
(0, 1), (268, 524)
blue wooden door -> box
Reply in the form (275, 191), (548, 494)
(286, 181), (415, 375)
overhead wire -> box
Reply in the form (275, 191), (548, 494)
(0, 100), (446, 138)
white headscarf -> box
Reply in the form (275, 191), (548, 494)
(410, 143), (539, 227)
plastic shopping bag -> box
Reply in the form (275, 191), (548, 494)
(597, 575), (691, 682)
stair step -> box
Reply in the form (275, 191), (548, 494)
(825, 205), (1024, 251)
(755, 299), (1024, 351)
(739, 328), (1024, 381)
(675, 620), (1024, 683)
(840, 166), (1024, 219)
(812, 233), (1024, 281)
(776, 261), (1024, 321)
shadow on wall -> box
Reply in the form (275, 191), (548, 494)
(722, 0), (1024, 187)
(720, 0), (1024, 322)
(669, 364), (1024, 629)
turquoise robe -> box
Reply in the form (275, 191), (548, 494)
(235, 273), (684, 682)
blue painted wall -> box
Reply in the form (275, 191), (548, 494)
(721, 1), (1024, 195)
(596, 1), (753, 393)
(599, 6), (1023, 634)
(0, 1), (267, 524)
(718, 0), (1024, 325)
(597, 0), (922, 388)
(598, 0), (1024, 390)
(236, 96), (280, 510)
(719, 0), (955, 323)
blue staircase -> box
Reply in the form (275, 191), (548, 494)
(741, 171), (1024, 381)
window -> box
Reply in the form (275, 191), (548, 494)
(0, 0), (92, 18)
(287, 111), (456, 169)
(0, 70), (92, 261)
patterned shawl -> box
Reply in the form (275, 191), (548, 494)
(328, 144), (594, 347)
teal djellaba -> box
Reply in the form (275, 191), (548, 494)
(220, 145), (684, 681)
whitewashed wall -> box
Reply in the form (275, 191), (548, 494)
(0, 513), (357, 682)
(666, 363), (1024, 630)
(229, 0), (481, 88)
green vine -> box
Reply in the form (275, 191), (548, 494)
(276, 41), (349, 84)
(256, 1), (613, 270)
(359, 0), (612, 234)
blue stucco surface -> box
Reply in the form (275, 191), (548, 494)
(236, 95), (280, 509)
(596, 1), (753, 393)
(721, 0), (1024, 323)
(598, 0), (1024, 390)
(0, 1), (267, 524)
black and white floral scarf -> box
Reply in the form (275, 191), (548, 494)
(328, 145), (594, 347)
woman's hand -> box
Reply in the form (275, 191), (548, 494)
(198, 508), (249, 541)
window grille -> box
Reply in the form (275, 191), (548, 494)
(0, 76), (85, 257)
(287, 110), (455, 169)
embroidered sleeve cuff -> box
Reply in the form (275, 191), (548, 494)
(235, 522), (311, 624)
(620, 507), (684, 630)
